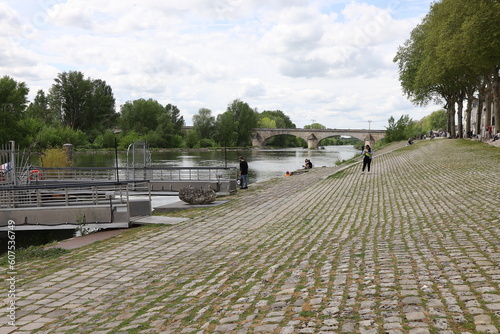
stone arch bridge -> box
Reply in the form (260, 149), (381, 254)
(252, 128), (385, 149)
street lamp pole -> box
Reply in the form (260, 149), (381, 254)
(368, 120), (372, 132)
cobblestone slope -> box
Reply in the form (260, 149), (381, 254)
(2, 139), (500, 334)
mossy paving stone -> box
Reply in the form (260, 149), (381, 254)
(2, 140), (499, 333)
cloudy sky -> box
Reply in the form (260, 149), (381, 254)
(1, 0), (442, 130)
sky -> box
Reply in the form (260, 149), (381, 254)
(0, 0), (442, 130)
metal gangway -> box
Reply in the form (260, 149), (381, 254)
(1, 140), (238, 194)
(0, 180), (151, 231)
(25, 166), (239, 194)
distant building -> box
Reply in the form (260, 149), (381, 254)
(469, 98), (496, 139)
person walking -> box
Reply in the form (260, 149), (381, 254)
(238, 156), (249, 189)
(361, 144), (373, 173)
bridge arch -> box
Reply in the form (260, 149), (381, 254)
(252, 128), (385, 149)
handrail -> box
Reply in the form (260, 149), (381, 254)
(24, 166), (238, 183)
(0, 181), (150, 209)
(0, 180), (142, 191)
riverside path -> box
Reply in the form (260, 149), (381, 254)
(2, 139), (500, 334)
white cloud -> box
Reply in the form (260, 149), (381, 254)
(1, 0), (440, 129)
(239, 78), (266, 98)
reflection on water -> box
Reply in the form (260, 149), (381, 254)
(73, 146), (360, 184)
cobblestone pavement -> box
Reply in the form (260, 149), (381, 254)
(2, 139), (500, 334)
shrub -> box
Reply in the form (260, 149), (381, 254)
(200, 138), (216, 148)
(117, 131), (141, 150)
(39, 147), (72, 167)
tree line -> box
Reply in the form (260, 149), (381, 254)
(1, 69), (447, 151)
(0, 70), (388, 151)
(393, 0), (500, 138)
(0, 71), (305, 150)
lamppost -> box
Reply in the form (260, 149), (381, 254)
(368, 120), (372, 131)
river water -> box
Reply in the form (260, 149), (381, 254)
(74, 145), (360, 184)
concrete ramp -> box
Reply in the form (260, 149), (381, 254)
(132, 216), (189, 225)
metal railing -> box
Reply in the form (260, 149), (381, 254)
(23, 166), (238, 184)
(0, 181), (149, 209)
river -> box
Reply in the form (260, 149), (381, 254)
(73, 145), (360, 184)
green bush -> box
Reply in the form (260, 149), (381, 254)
(166, 134), (184, 148)
(143, 131), (164, 147)
(117, 131), (141, 150)
(39, 147), (72, 167)
(37, 125), (87, 147)
(200, 138), (216, 148)
(185, 131), (201, 148)
(92, 134), (105, 149)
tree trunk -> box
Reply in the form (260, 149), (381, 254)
(485, 93), (492, 139)
(465, 88), (474, 138)
(476, 96), (483, 137)
(457, 99), (464, 138)
(446, 98), (456, 138)
(493, 67), (500, 134)
(450, 103), (456, 138)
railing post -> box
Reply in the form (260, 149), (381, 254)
(9, 141), (17, 186)
(37, 188), (42, 207)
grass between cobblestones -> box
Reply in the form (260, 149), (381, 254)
(1, 139), (499, 333)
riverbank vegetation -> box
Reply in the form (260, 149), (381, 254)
(2, 73), (443, 154)
(1, 70), (447, 152)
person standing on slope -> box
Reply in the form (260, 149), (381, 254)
(361, 145), (373, 173)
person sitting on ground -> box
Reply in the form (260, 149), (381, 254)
(303, 159), (313, 169)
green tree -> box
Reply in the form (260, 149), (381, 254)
(259, 117), (277, 128)
(120, 100), (185, 148)
(165, 104), (185, 134)
(215, 111), (237, 147)
(37, 125), (87, 148)
(120, 99), (164, 135)
(156, 104), (185, 148)
(304, 123), (326, 129)
(25, 90), (55, 125)
(83, 79), (117, 136)
(394, 0), (500, 137)
(258, 110), (297, 147)
(116, 131), (141, 150)
(185, 130), (201, 148)
(0, 75), (29, 144)
(420, 109), (447, 133)
(259, 110), (295, 128)
(216, 99), (258, 147)
(48, 71), (116, 135)
(193, 108), (216, 139)
(17, 117), (45, 148)
(92, 130), (116, 149)
(385, 115), (423, 142)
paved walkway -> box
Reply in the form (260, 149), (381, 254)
(2, 139), (500, 334)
